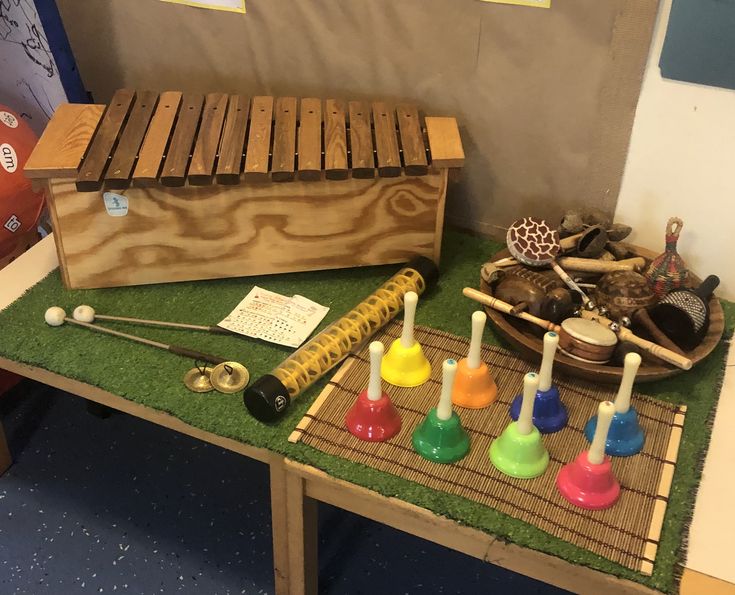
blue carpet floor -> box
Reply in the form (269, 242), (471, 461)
(0, 381), (569, 594)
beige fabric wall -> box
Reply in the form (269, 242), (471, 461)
(56, 0), (658, 239)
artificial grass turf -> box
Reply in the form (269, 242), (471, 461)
(0, 228), (731, 593)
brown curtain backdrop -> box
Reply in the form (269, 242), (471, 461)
(56, 0), (659, 239)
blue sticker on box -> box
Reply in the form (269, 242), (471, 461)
(103, 192), (128, 217)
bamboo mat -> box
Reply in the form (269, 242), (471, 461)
(289, 322), (686, 575)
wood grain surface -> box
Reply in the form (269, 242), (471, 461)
(76, 89), (136, 191)
(159, 93), (204, 187)
(188, 92), (228, 185)
(215, 94), (249, 185)
(243, 96), (274, 182)
(132, 91), (182, 184)
(425, 116), (465, 168)
(396, 104), (428, 176)
(24, 103), (105, 179)
(324, 99), (348, 181)
(348, 101), (374, 179)
(297, 98), (322, 181)
(105, 90), (158, 189)
(271, 97), (298, 182)
(47, 174), (446, 289)
(372, 101), (401, 178)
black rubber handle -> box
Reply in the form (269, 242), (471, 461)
(695, 275), (720, 300)
(168, 345), (227, 365)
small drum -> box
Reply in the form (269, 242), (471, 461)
(558, 318), (617, 364)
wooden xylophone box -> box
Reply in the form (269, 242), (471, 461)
(24, 89), (465, 289)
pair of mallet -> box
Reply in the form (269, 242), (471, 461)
(44, 305), (249, 393)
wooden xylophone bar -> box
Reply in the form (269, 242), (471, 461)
(72, 89), (464, 192)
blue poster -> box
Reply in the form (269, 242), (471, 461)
(660, 0), (735, 91)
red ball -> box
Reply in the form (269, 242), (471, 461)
(0, 105), (45, 256)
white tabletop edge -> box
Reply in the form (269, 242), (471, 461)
(685, 339), (735, 581)
(0, 234), (59, 312)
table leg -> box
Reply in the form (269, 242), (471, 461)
(286, 470), (319, 595)
(270, 460), (290, 595)
(0, 418), (11, 476)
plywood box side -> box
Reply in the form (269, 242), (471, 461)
(24, 104), (105, 179)
(48, 174), (448, 289)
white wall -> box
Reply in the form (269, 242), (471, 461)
(616, 0), (735, 301)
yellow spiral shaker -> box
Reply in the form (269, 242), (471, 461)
(243, 256), (439, 422)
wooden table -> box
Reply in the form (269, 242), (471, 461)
(2, 237), (734, 595)
(277, 325), (735, 592)
(0, 236), (296, 592)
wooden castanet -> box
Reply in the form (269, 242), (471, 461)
(215, 94), (250, 185)
(462, 288), (560, 333)
(76, 88), (136, 191)
(578, 309), (693, 370)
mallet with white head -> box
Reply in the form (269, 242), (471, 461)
(72, 304), (232, 334)
(45, 306), (233, 366)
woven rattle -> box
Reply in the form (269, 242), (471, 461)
(645, 217), (688, 298)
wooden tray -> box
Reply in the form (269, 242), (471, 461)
(480, 246), (725, 383)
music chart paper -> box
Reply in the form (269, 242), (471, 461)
(218, 287), (329, 348)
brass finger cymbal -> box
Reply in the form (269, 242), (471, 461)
(184, 366), (214, 393)
(210, 361), (250, 394)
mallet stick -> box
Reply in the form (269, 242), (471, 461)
(462, 287), (561, 333)
(73, 305), (232, 335)
(491, 256), (645, 273)
(46, 307), (229, 365)
(578, 309), (692, 370)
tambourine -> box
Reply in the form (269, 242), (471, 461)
(558, 318), (617, 364)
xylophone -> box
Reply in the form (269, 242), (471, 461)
(24, 90), (464, 289)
